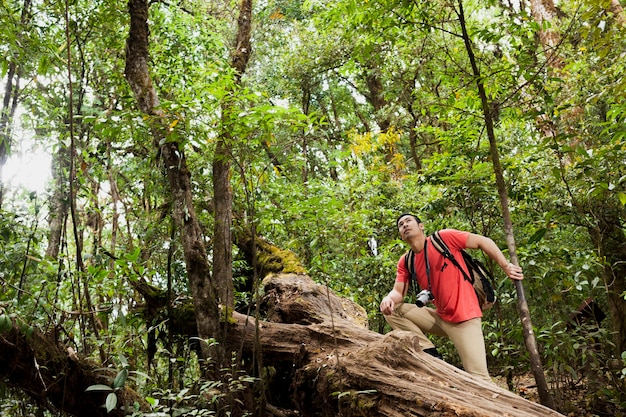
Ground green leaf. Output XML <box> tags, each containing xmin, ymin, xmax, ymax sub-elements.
<box><xmin>20</xmin><ymin>323</ymin><xmax>34</xmax><ymax>338</ymax></box>
<box><xmin>0</xmin><ymin>314</ymin><xmax>12</xmax><ymax>333</ymax></box>
<box><xmin>113</xmin><ymin>369</ymin><xmax>128</xmax><ymax>390</ymax></box>
<box><xmin>105</xmin><ymin>392</ymin><xmax>118</xmax><ymax>412</ymax></box>
<box><xmin>618</xmin><ymin>192</ymin><xmax>626</xmax><ymax>206</ymax></box>
<box><xmin>118</xmin><ymin>354</ymin><xmax>129</xmax><ymax>368</ymax></box>
<box><xmin>85</xmin><ymin>384</ymin><xmax>113</xmax><ymax>392</ymax></box>
<box><xmin>527</xmin><ymin>228</ymin><xmax>547</xmax><ymax>244</ymax></box>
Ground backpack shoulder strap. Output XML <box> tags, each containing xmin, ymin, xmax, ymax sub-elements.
<box><xmin>404</xmin><ymin>249</ymin><xmax>416</xmax><ymax>283</ymax></box>
<box><xmin>430</xmin><ymin>231</ymin><xmax>452</xmax><ymax>259</ymax></box>
<box><xmin>404</xmin><ymin>247</ymin><xmax>431</xmax><ymax>294</ymax></box>
<box><xmin>430</xmin><ymin>231</ymin><xmax>473</xmax><ymax>283</ymax></box>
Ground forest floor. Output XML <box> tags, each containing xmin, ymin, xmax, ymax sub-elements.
<box><xmin>492</xmin><ymin>373</ymin><xmax>624</xmax><ymax>417</ymax></box>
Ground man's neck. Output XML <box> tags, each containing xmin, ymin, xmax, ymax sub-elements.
<box><xmin>408</xmin><ymin>234</ymin><xmax>427</xmax><ymax>253</ymax></box>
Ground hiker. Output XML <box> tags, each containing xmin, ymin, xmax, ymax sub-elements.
<box><xmin>379</xmin><ymin>213</ymin><xmax>524</xmax><ymax>380</ymax></box>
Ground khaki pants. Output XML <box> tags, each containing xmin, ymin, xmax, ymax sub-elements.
<box><xmin>384</xmin><ymin>302</ymin><xmax>490</xmax><ymax>380</ymax></box>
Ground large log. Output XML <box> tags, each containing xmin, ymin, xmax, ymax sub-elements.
<box><xmin>226</xmin><ymin>273</ymin><xmax>564</xmax><ymax>416</ymax></box>
<box><xmin>0</xmin><ymin>319</ymin><xmax>148</xmax><ymax>417</ymax></box>
<box><xmin>1</xmin><ymin>272</ymin><xmax>563</xmax><ymax>416</ymax></box>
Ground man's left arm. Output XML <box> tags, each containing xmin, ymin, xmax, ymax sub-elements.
<box><xmin>465</xmin><ymin>233</ymin><xmax>524</xmax><ymax>281</ymax></box>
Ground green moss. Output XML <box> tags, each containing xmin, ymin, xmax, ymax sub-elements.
<box><xmin>219</xmin><ymin>305</ymin><xmax>238</xmax><ymax>325</ymax></box>
<box><xmin>256</xmin><ymin>238</ymin><xmax>307</xmax><ymax>275</ymax></box>
<box><xmin>355</xmin><ymin>395</ymin><xmax>377</xmax><ymax>410</ymax></box>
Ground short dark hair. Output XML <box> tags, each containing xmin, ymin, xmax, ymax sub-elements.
<box><xmin>396</xmin><ymin>213</ymin><xmax>421</xmax><ymax>227</ymax></box>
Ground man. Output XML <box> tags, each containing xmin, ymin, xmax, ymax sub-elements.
<box><xmin>380</xmin><ymin>213</ymin><xmax>524</xmax><ymax>380</ymax></box>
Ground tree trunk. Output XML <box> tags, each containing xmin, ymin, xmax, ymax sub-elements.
<box><xmin>45</xmin><ymin>142</ymin><xmax>70</xmax><ymax>259</ymax></box>
<box><xmin>364</xmin><ymin>61</ymin><xmax>391</xmax><ymax>133</ymax></box>
<box><xmin>124</xmin><ymin>0</ymin><xmax>224</xmax><ymax>374</ymax></box>
<box><xmin>610</xmin><ymin>0</ymin><xmax>626</xmax><ymax>26</ymax></box>
<box><xmin>213</xmin><ymin>0</ymin><xmax>253</xmax><ymax>310</ymax></box>
<box><xmin>0</xmin><ymin>321</ymin><xmax>149</xmax><ymax>417</ymax></box>
<box><xmin>213</xmin><ymin>137</ymin><xmax>234</xmax><ymax>309</ymax></box>
<box><xmin>406</xmin><ymin>104</ymin><xmax>422</xmax><ymax>171</ymax></box>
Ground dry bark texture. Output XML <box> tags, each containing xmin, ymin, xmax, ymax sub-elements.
<box><xmin>227</xmin><ymin>273</ymin><xmax>564</xmax><ymax>417</ymax></box>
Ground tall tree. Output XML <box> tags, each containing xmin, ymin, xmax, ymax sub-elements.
<box><xmin>124</xmin><ymin>0</ymin><xmax>225</xmax><ymax>379</ymax></box>
<box><xmin>213</xmin><ymin>0</ymin><xmax>253</xmax><ymax>311</ymax></box>
<box><xmin>456</xmin><ymin>0</ymin><xmax>554</xmax><ymax>408</ymax></box>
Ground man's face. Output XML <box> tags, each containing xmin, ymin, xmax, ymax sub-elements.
<box><xmin>397</xmin><ymin>215</ymin><xmax>421</xmax><ymax>240</ymax></box>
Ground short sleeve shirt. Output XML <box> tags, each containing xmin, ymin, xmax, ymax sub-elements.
<box><xmin>396</xmin><ymin>229</ymin><xmax>482</xmax><ymax>323</ymax></box>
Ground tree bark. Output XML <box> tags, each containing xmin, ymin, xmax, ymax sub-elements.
<box><xmin>213</xmin><ymin>0</ymin><xmax>253</xmax><ymax>310</ymax></box>
<box><xmin>610</xmin><ymin>0</ymin><xmax>626</xmax><ymax>26</ymax></box>
<box><xmin>529</xmin><ymin>0</ymin><xmax>564</xmax><ymax>70</ymax></box>
<box><xmin>45</xmin><ymin>142</ymin><xmax>70</xmax><ymax>260</ymax></box>
<box><xmin>364</xmin><ymin>61</ymin><xmax>391</xmax><ymax>134</ymax></box>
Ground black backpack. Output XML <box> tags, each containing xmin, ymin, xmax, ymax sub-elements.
<box><xmin>404</xmin><ymin>231</ymin><xmax>496</xmax><ymax>311</ymax></box>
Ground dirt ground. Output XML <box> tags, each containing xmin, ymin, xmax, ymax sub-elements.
<box><xmin>492</xmin><ymin>373</ymin><xmax>625</xmax><ymax>417</ymax></box>
<box><xmin>493</xmin><ymin>374</ymin><xmax>540</xmax><ymax>403</ymax></box>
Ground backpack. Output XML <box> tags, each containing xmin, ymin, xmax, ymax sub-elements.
<box><xmin>404</xmin><ymin>231</ymin><xmax>496</xmax><ymax>311</ymax></box>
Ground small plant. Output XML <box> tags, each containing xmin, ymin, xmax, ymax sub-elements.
<box><xmin>85</xmin><ymin>354</ymin><xmax>131</xmax><ymax>413</ymax></box>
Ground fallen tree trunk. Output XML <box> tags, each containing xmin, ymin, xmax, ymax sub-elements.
<box><xmin>127</xmin><ymin>267</ymin><xmax>564</xmax><ymax>415</ymax></box>
<box><xmin>0</xmin><ymin>319</ymin><xmax>148</xmax><ymax>417</ymax></box>
<box><xmin>1</xmin><ymin>272</ymin><xmax>563</xmax><ymax>416</ymax></box>
<box><xmin>227</xmin><ymin>273</ymin><xmax>564</xmax><ymax>417</ymax></box>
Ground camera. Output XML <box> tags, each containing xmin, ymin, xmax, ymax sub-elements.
<box><xmin>415</xmin><ymin>289</ymin><xmax>434</xmax><ymax>307</ymax></box>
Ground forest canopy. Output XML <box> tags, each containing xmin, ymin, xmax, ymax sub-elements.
<box><xmin>1</xmin><ymin>0</ymin><xmax>626</xmax><ymax>416</ymax></box>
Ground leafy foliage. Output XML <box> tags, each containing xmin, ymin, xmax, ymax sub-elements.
<box><xmin>1</xmin><ymin>0</ymin><xmax>626</xmax><ymax>415</ymax></box>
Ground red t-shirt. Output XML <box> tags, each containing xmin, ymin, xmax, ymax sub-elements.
<box><xmin>396</xmin><ymin>229</ymin><xmax>482</xmax><ymax>323</ymax></box>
